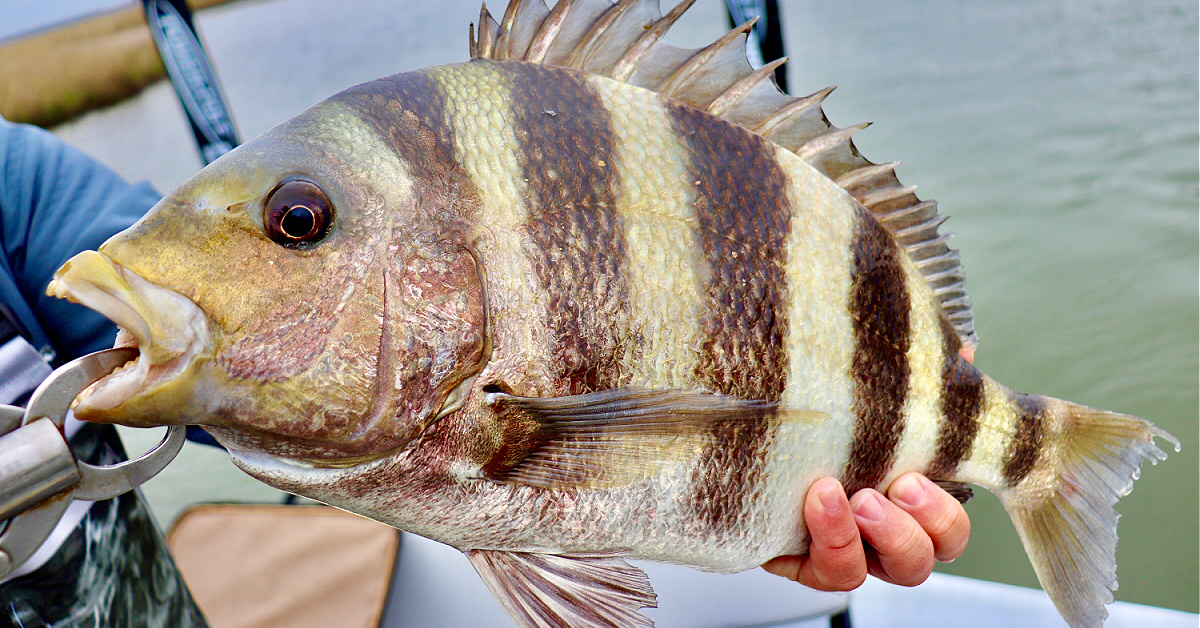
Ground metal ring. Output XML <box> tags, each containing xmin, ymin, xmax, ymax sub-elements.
<box><xmin>21</xmin><ymin>347</ymin><xmax>187</xmax><ymax>501</ymax></box>
<box><xmin>0</xmin><ymin>347</ymin><xmax>187</xmax><ymax>577</ymax></box>
<box><xmin>72</xmin><ymin>426</ymin><xmax>186</xmax><ymax>501</ymax></box>
<box><xmin>22</xmin><ymin>347</ymin><xmax>139</xmax><ymax>429</ymax></box>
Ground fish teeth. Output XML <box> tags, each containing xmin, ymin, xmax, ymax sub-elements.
<box><xmin>114</xmin><ymin>327</ymin><xmax>138</xmax><ymax>349</ymax></box>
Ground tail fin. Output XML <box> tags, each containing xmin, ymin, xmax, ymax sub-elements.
<box><xmin>998</xmin><ymin>401</ymin><xmax>1178</xmax><ymax>628</ymax></box>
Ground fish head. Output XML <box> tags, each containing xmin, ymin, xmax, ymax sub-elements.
<box><xmin>49</xmin><ymin>96</ymin><xmax>488</xmax><ymax>464</ymax></box>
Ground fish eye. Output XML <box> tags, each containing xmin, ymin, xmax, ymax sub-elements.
<box><xmin>263</xmin><ymin>178</ymin><xmax>334</xmax><ymax>247</ymax></box>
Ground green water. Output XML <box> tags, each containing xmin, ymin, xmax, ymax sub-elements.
<box><xmin>769</xmin><ymin>0</ymin><xmax>1198</xmax><ymax>612</ymax></box>
<box><xmin>56</xmin><ymin>0</ymin><xmax>1196</xmax><ymax>615</ymax></box>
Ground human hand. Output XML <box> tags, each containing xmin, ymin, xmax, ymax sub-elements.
<box><xmin>761</xmin><ymin>346</ymin><xmax>975</xmax><ymax>590</ymax></box>
<box><xmin>761</xmin><ymin>473</ymin><xmax>971</xmax><ymax>590</ymax></box>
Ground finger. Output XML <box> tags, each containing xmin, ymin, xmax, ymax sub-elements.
<box><xmin>958</xmin><ymin>345</ymin><xmax>975</xmax><ymax>364</ymax></box>
<box><xmin>802</xmin><ymin>477</ymin><xmax>867</xmax><ymax>591</ymax></box>
<box><xmin>762</xmin><ymin>477</ymin><xmax>866</xmax><ymax>591</ymax></box>
<box><xmin>851</xmin><ymin>488</ymin><xmax>934</xmax><ymax>587</ymax></box>
<box><xmin>887</xmin><ymin>473</ymin><xmax>971</xmax><ymax>563</ymax></box>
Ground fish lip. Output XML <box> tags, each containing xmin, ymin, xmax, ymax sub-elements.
<box><xmin>46</xmin><ymin>251</ymin><xmax>212</xmax><ymax>417</ymax></box>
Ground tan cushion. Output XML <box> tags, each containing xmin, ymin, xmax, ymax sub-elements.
<box><xmin>167</xmin><ymin>504</ymin><xmax>398</xmax><ymax>628</ymax></box>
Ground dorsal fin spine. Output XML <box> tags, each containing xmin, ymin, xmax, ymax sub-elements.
<box><xmin>524</xmin><ymin>0</ymin><xmax>573</xmax><ymax>63</ymax></box>
<box><xmin>905</xmin><ymin>233</ymin><xmax>955</xmax><ymax>258</ymax></box>
<box><xmin>835</xmin><ymin>160</ymin><xmax>897</xmax><ymax>184</ymax></box>
<box><xmin>860</xmin><ymin>184</ymin><xmax>919</xmax><ymax>209</ymax></box>
<box><xmin>609</xmin><ymin>0</ymin><xmax>695</xmax><ymax>82</ymax></box>
<box><xmin>754</xmin><ymin>85</ymin><xmax>835</xmax><ymax>137</ymax></box>
<box><xmin>466</xmin><ymin>0</ymin><xmax>979</xmax><ymax>347</ymax></box>
<box><xmin>893</xmin><ymin>212</ymin><xmax>947</xmax><ymax>235</ymax></box>
<box><xmin>706</xmin><ymin>57</ymin><xmax>788</xmax><ymax>117</ymax></box>
<box><xmin>893</xmin><ymin>215</ymin><xmax>948</xmax><ymax>241</ymax></box>
<box><xmin>878</xmin><ymin>199</ymin><xmax>938</xmax><ymax>231</ymax></box>
<box><xmin>933</xmin><ymin>286</ymin><xmax>965</xmax><ymax>300</ymax></box>
<box><xmin>897</xmin><ymin>223</ymin><xmax>952</xmax><ymax>262</ymax></box>
<box><xmin>475</xmin><ymin>4</ymin><xmax>500</xmax><ymax>59</ymax></box>
<box><xmin>922</xmin><ymin>266</ymin><xmax>965</xmax><ymax>284</ymax></box>
<box><xmin>794</xmin><ymin>122</ymin><xmax>871</xmax><ymax>161</ymax></box>
<box><xmin>657</xmin><ymin>17</ymin><xmax>757</xmax><ymax>98</ymax></box>
<box><xmin>493</xmin><ymin>0</ymin><xmax>522</xmax><ymax>59</ymax></box>
<box><xmin>563</xmin><ymin>0</ymin><xmax>634</xmax><ymax>70</ymax></box>
<box><xmin>916</xmin><ymin>250</ymin><xmax>961</xmax><ymax>273</ymax></box>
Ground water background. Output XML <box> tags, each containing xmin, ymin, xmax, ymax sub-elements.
<box><xmin>30</xmin><ymin>0</ymin><xmax>1198</xmax><ymax>614</ymax></box>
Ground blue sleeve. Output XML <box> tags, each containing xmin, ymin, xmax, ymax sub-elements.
<box><xmin>0</xmin><ymin>118</ymin><xmax>160</xmax><ymax>363</ymax></box>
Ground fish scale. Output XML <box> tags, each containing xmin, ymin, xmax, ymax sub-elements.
<box><xmin>429</xmin><ymin>54</ymin><xmax>993</xmax><ymax>573</ymax></box>
<box><xmin>597</xmin><ymin>84</ymin><xmax>705</xmax><ymax>392</ymax></box>
<box><xmin>505</xmin><ymin>63</ymin><xmax>628</xmax><ymax>396</ymax></box>
<box><xmin>44</xmin><ymin>1</ymin><xmax>1177</xmax><ymax>627</ymax></box>
<box><xmin>928</xmin><ymin>332</ymin><xmax>985</xmax><ymax>478</ymax></box>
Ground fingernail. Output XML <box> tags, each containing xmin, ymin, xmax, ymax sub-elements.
<box><xmin>853</xmin><ymin>491</ymin><xmax>886</xmax><ymax>523</ymax></box>
<box><xmin>817</xmin><ymin>481</ymin><xmax>843</xmax><ymax>514</ymax></box>
<box><xmin>891</xmin><ymin>474</ymin><xmax>926</xmax><ymax>509</ymax></box>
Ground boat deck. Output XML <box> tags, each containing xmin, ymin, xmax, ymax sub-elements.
<box><xmin>385</xmin><ymin>532</ymin><xmax>1198</xmax><ymax>627</ymax></box>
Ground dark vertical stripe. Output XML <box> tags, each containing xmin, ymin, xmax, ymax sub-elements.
<box><xmin>926</xmin><ymin>351</ymin><xmax>984</xmax><ymax>479</ymax></box>
<box><xmin>842</xmin><ymin>208</ymin><xmax>911</xmax><ymax>496</ymax></box>
<box><xmin>335</xmin><ymin>70</ymin><xmax>489</xmax><ymax>454</ymax></box>
<box><xmin>342</xmin><ymin>70</ymin><xmax>478</xmax><ymax>225</ymax></box>
<box><xmin>939</xmin><ymin>314</ymin><xmax>963</xmax><ymax>356</ymax></box>
<box><xmin>1003</xmin><ymin>393</ymin><xmax>1045</xmax><ymax>485</ymax></box>
<box><xmin>666</xmin><ymin>101</ymin><xmax>792</xmax><ymax>533</ymax></box>
<box><xmin>505</xmin><ymin>63</ymin><xmax>628</xmax><ymax>395</ymax></box>
<box><xmin>669</xmin><ymin>108</ymin><xmax>792</xmax><ymax>402</ymax></box>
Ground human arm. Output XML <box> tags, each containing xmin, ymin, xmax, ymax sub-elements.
<box><xmin>0</xmin><ymin>117</ymin><xmax>158</xmax><ymax>362</ymax></box>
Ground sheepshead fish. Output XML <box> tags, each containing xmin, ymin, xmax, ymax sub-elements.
<box><xmin>48</xmin><ymin>1</ymin><xmax>1176</xmax><ymax>626</ymax></box>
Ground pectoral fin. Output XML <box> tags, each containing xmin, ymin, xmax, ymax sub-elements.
<box><xmin>467</xmin><ymin>550</ymin><xmax>656</xmax><ymax>628</ymax></box>
<box><xmin>483</xmin><ymin>387</ymin><xmax>826</xmax><ymax>489</ymax></box>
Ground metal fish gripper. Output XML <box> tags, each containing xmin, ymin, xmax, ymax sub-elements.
<box><xmin>0</xmin><ymin>348</ymin><xmax>185</xmax><ymax>578</ymax></box>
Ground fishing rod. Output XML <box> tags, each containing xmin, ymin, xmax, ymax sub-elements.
<box><xmin>0</xmin><ymin>0</ymin><xmax>235</xmax><ymax>586</ymax></box>
<box><xmin>141</xmin><ymin>0</ymin><xmax>240</xmax><ymax>165</ymax></box>
<box><xmin>725</xmin><ymin>0</ymin><xmax>788</xmax><ymax>93</ymax></box>
<box><xmin>142</xmin><ymin>0</ymin><xmax>778</xmax><ymax>163</ymax></box>
<box><xmin>141</xmin><ymin>0</ymin><xmax>239</xmax><ymax>449</ymax></box>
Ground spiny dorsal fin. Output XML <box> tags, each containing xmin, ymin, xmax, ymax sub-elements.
<box><xmin>469</xmin><ymin>0</ymin><xmax>978</xmax><ymax>347</ymax></box>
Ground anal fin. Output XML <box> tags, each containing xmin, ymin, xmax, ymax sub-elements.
<box><xmin>932</xmin><ymin>480</ymin><xmax>973</xmax><ymax>504</ymax></box>
<box><xmin>467</xmin><ymin>549</ymin><xmax>657</xmax><ymax>628</ymax></box>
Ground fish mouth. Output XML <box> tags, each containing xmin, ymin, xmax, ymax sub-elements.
<box><xmin>46</xmin><ymin>251</ymin><xmax>212</xmax><ymax>422</ymax></box>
